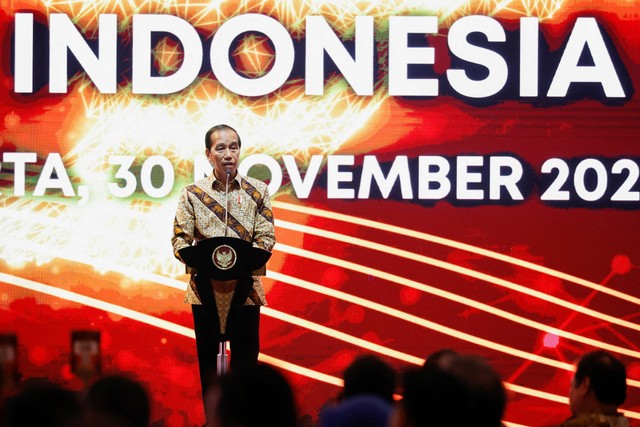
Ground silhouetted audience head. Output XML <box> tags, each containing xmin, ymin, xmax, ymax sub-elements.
<box><xmin>83</xmin><ymin>374</ymin><xmax>150</xmax><ymax>427</ymax></box>
<box><xmin>342</xmin><ymin>354</ymin><xmax>396</xmax><ymax>403</ymax></box>
<box><xmin>569</xmin><ymin>350</ymin><xmax>627</xmax><ymax>416</ymax></box>
<box><xmin>393</xmin><ymin>353</ymin><xmax>505</xmax><ymax>427</ymax></box>
<box><xmin>318</xmin><ymin>354</ymin><xmax>395</xmax><ymax>427</ymax></box>
<box><xmin>205</xmin><ymin>363</ymin><xmax>298</xmax><ymax>427</ymax></box>
<box><xmin>423</xmin><ymin>348</ymin><xmax>457</xmax><ymax>370</ymax></box>
<box><xmin>320</xmin><ymin>394</ymin><xmax>392</xmax><ymax>427</ymax></box>
<box><xmin>4</xmin><ymin>380</ymin><xmax>82</xmax><ymax>427</ymax></box>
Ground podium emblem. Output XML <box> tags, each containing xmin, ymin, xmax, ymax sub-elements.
<box><xmin>212</xmin><ymin>244</ymin><xmax>237</xmax><ymax>270</ymax></box>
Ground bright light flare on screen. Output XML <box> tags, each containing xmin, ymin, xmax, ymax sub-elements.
<box><xmin>43</xmin><ymin>0</ymin><xmax>565</xmax><ymax>34</ymax></box>
<box><xmin>14</xmin><ymin>0</ymin><xmax>565</xmax><ymax>274</ymax></box>
<box><xmin>74</xmin><ymin>76</ymin><xmax>385</xmax><ymax>166</ymax></box>
<box><xmin>17</xmin><ymin>0</ymin><xmax>565</xmax><ymax>276</ymax></box>
<box><xmin>0</xmin><ymin>74</ymin><xmax>385</xmax><ymax>275</ymax></box>
<box><xmin>543</xmin><ymin>333</ymin><xmax>560</xmax><ymax>349</ymax></box>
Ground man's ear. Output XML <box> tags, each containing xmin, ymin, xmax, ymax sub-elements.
<box><xmin>204</xmin><ymin>148</ymin><xmax>213</xmax><ymax>165</ymax></box>
<box><xmin>576</xmin><ymin>377</ymin><xmax>591</xmax><ymax>397</ymax></box>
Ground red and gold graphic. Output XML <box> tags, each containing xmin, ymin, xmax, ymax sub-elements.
<box><xmin>1</xmin><ymin>0</ymin><xmax>639</xmax><ymax>426</ymax></box>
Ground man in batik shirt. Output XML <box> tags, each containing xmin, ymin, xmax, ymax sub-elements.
<box><xmin>171</xmin><ymin>124</ymin><xmax>276</xmax><ymax>408</ymax></box>
<box><xmin>559</xmin><ymin>350</ymin><xmax>630</xmax><ymax>427</ymax></box>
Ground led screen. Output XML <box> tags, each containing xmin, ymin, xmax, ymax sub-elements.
<box><xmin>1</xmin><ymin>1</ymin><xmax>639</xmax><ymax>426</ymax></box>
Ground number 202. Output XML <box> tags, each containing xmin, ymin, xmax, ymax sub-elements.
<box><xmin>541</xmin><ymin>158</ymin><xmax>639</xmax><ymax>202</ymax></box>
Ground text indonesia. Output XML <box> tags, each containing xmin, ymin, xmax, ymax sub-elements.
<box><xmin>12</xmin><ymin>13</ymin><xmax>628</xmax><ymax>99</ymax></box>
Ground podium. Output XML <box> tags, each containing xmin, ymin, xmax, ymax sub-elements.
<box><xmin>178</xmin><ymin>237</ymin><xmax>271</xmax><ymax>375</ymax></box>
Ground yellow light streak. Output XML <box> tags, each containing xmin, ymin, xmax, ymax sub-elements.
<box><xmin>4</xmin><ymin>233</ymin><xmax>640</xmax><ymax>389</ymax></box>
<box><xmin>2</xmin><ymin>241</ymin><xmax>636</xmax><ymax>389</ymax></box>
<box><xmin>266</xmin><ymin>270</ymin><xmax>640</xmax><ymax>389</ymax></box>
<box><xmin>272</xmin><ymin>201</ymin><xmax>640</xmax><ymax>307</ymax></box>
<box><xmin>0</xmin><ymin>271</ymin><xmax>341</xmax><ymax>386</ymax></box>
<box><xmin>4</xmin><ymin>270</ymin><xmax>640</xmax><ymax>421</ymax></box>
<box><xmin>0</xmin><ymin>272</ymin><xmax>194</xmax><ymax>338</ymax></box>
<box><xmin>258</xmin><ymin>353</ymin><xmax>342</xmax><ymax>387</ymax></box>
<box><xmin>505</xmin><ymin>382</ymin><xmax>568</xmax><ymax>404</ymax></box>
<box><xmin>6</xmin><ymin>222</ymin><xmax>640</xmax><ymax>385</ymax></box>
<box><xmin>265</xmin><ymin>271</ymin><xmax>568</xmax><ymax>369</ymax></box>
<box><xmin>274</xmin><ymin>219</ymin><xmax>640</xmax><ymax>354</ymax></box>
<box><xmin>276</xmin><ymin>244</ymin><xmax>640</xmax><ymax>363</ymax></box>
<box><xmin>262</xmin><ymin>307</ymin><xmax>425</xmax><ymax>365</ymax></box>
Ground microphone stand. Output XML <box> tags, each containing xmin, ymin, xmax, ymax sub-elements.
<box><xmin>218</xmin><ymin>168</ymin><xmax>231</xmax><ymax>375</ymax></box>
<box><xmin>224</xmin><ymin>169</ymin><xmax>230</xmax><ymax>237</ymax></box>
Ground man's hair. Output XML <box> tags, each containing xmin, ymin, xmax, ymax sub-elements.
<box><xmin>423</xmin><ymin>348</ymin><xmax>457</xmax><ymax>368</ymax></box>
<box><xmin>401</xmin><ymin>354</ymin><xmax>505</xmax><ymax>427</ymax></box>
<box><xmin>84</xmin><ymin>374</ymin><xmax>151</xmax><ymax>427</ymax></box>
<box><xmin>342</xmin><ymin>354</ymin><xmax>396</xmax><ymax>403</ymax></box>
<box><xmin>205</xmin><ymin>124</ymin><xmax>241</xmax><ymax>150</ymax></box>
<box><xmin>5</xmin><ymin>381</ymin><xmax>82</xmax><ymax>427</ymax></box>
<box><xmin>214</xmin><ymin>363</ymin><xmax>297</xmax><ymax>427</ymax></box>
<box><xmin>574</xmin><ymin>350</ymin><xmax>627</xmax><ymax>406</ymax></box>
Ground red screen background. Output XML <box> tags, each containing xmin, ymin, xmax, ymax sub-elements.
<box><xmin>1</xmin><ymin>1</ymin><xmax>639</xmax><ymax>426</ymax></box>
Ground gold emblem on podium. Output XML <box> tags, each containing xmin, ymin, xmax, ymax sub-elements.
<box><xmin>212</xmin><ymin>245</ymin><xmax>237</xmax><ymax>270</ymax></box>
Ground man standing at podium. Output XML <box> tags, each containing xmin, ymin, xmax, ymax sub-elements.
<box><xmin>171</xmin><ymin>124</ymin><xmax>276</xmax><ymax>407</ymax></box>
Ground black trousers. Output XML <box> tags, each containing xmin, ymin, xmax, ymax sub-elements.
<box><xmin>191</xmin><ymin>277</ymin><xmax>261</xmax><ymax>404</ymax></box>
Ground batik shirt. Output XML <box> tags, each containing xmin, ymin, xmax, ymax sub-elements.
<box><xmin>560</xmin><ymin>412</ymin><xmax>631</xmax><ymax>427</ymax></box>
<box><xmin>171</xmin><ymin>172</ymin><xmax>276</xmax><ymax>305</ymax></box>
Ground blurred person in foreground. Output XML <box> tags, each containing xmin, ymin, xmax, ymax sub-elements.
<box><xmin>423</xmin><ymin>348</ymin><xmax>457</xmax><ymax>370</ymax></box>
<box><xmin>3</xmin><ymin>380</ymin><xmax>82</xmax><ymax>427</ymax></box>
<box><xmin>319</xmin><ymin>354</ymin><xmax>396</xmax><ymax>427</ymax></box>
<box><xmin>82</xmin><ymin>374</ymin><xmax>150</xmax><ymax>427</ymax></box>
<box><xmin>341</xmin><ymin>354</ymin><xmax>396</xmax><ymax>404</ymax></box>
<box><xmin>204</xmin><ymin>363</ymin><xmax>298</xmax><ymax>427</ymax></box>
<box><xmin>391</xmin><ymin>353</ymin><xmax>506</xmax><ymax>427</ymax></box>
<box><xmin>558</xmin><ymin>350</ymin><xmax>630</xmax><ymax>427</ymax></box>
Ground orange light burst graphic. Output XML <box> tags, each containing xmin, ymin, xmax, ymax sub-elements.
<box><xmin>41</xmin><ymin>0</ymin><xmax>566</xmax><ymax>35</ymax></box>
<box><xmin>232</xmin><ymin>34</ymin><xmax>276</xmax><ymax>78</ymax></box>
<box><xmin>153</xmin><ymin>36</ymin><xmax>185</xmax><ymax>76</ymax></box>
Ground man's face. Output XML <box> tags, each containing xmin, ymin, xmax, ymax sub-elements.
<box><xmin>206</xmin><ymin>128</ymin><xmax>240</xmax><ymax>181</ymax></box>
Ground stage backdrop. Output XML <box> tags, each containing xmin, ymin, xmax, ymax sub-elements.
<box><xmin>1</xmin><ymin>0</ymin><xmax>640</xmax><ymax>425</ymax></box>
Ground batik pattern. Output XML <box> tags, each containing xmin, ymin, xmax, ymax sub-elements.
<box><xmin>172</xmin><ymin>173</ymin><xmax>276</xmax><ymax>305</ymax></box>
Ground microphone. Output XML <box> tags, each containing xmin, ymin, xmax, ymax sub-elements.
<box><xmin>224</xmin><ymin>168</ymin><xmax>231</xmax><ymax>237</ymax></box>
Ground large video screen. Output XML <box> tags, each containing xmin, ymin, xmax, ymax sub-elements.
<box><xmin>1</xmin><ymin>1</ymin><xmax>639</xmax><ymax>425</ymax></box>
